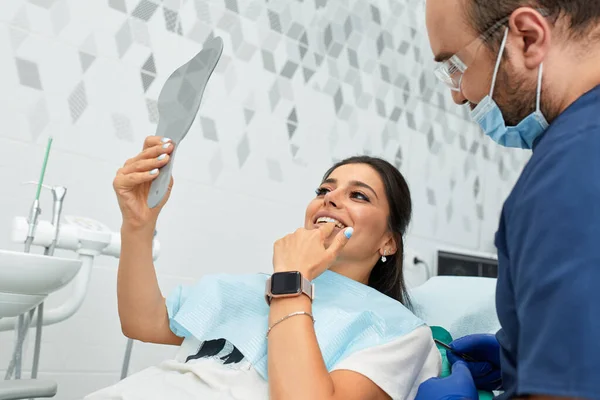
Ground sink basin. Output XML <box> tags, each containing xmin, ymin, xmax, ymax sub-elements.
<box><xmin>0</xmin><ymin>292</ymin><xmax>47</xmax><ymax>318</ymax></box>
<box><xmin>0</xmin><ymin>249</ymin><xmax>82</xmax><ymax>296</ymax></box>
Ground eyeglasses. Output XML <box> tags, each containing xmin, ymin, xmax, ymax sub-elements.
<box><xmin>433</xmin><ymin>17</ymin><xmax>509</xmax><ymax>92</ymax></box>
<box><xmin>434</xmin><ymin>9</ymin><xmax>550</xmax><ymax>92</ymax></box>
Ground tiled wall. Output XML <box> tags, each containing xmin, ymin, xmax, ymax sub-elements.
<box><xmin>0</xmin><ymin>0</ymin><xmax>529</xmax><ymax>398</ymax></box>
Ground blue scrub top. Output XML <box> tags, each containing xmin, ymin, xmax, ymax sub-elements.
<box><xmin>495</xmin><ymin>84</ymin><xmax>600</xmax><ymax>399</ymax></box>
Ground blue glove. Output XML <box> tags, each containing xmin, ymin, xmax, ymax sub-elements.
<box><xmin>447</xmin><ymin>334</ymin><xmax>502</xmax><ymax>391</ymax></box>
<box><xmin>415</xmin><ymin>361</ymin><xmax>478</xmax><ymax>400</ymax></box>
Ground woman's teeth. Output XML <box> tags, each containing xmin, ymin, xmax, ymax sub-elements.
<box><xmin>316</xmin><ymin>217</ymin><xmax>346</xmax><ymax>229</ymax></box>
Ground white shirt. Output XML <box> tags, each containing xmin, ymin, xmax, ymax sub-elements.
<box><xmin>84</xmin><ymin>326</ymin><xmax>440</xmax><ymax>400</ymax></box>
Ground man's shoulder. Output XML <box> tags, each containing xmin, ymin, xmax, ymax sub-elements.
<box><xmin>510</xmin><ymin>118</ymin><xmax>600</xmax><ymax>205</ymax></box>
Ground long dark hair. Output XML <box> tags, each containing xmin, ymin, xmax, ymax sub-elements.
<box><xmin>323</xmin><ymin>156</ymin><xmax>412</xmax><ymax>308</ymax></box>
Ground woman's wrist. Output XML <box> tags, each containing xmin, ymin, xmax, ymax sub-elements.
<box><xmin>121</xmin><ymin>221</ymin><xmax>156</xmax><ymax>239</ymax></box>
<box><xmin>272</xmin><ymin>265</ymin><xmax>317</xmax><ymax>281</ymax></box>
<box><xmin>269</xmin><ymin>295</ymin><xmax>313</xmax><ymax>321</ymax></box>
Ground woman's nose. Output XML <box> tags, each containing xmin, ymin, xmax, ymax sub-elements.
<box><xmin>323</xmin><ymin>191</ymin><xmax>339</xmax><ymax>208</ymax></box>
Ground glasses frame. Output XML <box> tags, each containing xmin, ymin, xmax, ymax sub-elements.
<box><xmin>434</xmin><ymin>8</ymin><xmax>551</xmax><ymax>92</ymax></box>
<box><xmin>433</xmin><ymin>16</ymin><xmax>511</xmax><ymax>92</ymax></box>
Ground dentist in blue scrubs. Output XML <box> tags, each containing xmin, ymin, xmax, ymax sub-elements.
<box><xmin>416</xmin><ymin>1</ymin><xmax>600</xmax><ymax>399</ymax></box>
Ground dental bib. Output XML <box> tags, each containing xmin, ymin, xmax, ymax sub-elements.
<box><xmin>167</xmin><ymin>270</ymin><xmax>424</xmax><ymax>380</ymax></box>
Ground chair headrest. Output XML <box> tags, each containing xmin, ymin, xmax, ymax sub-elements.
<box><xmin>409</xmin><ymin>276</ymin><xmax>500</xmax><ymax>339</ymax></box>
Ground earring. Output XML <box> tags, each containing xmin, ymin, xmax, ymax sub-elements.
<box><xmin>381</xmin><ymin>250</ymin><xmax>387</xmax><ymax>263</ymax></box>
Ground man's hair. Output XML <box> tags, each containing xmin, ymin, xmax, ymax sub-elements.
<box><xmin>466</xmin><ymin>1</ymin><xmax>600</xmax><ymax>44</ymax></box>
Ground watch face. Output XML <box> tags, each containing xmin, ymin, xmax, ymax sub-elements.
<box><xmin>271</xmin><ymin>272</ymin><xmax>302</xmax><ymax>295</ymax></box>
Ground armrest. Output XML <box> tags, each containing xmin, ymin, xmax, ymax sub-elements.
<box><xmin>0</xmin><ymin>380</ymin><xmax>57</xmax><ymax>400</ymax></box>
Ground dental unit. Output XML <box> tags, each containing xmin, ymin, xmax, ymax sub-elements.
<box><xmin>0</xmin><ymin>145</ymin><xmax>161</xmax><ymax>400</ymax></box>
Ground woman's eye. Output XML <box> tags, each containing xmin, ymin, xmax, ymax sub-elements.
<box><xmin>352</xmin><ymin>191</ymin><xmax>370</xmax><ymax>202</ymax></box>
<box><xmin>315</xmin><ymin>187</ymin><xmax>329</xmax><ymax>196</ymax></box>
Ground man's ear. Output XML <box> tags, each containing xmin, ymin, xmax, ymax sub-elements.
<box><xmin>509</xmin><ymin>7</ymin><xmax>552</xmax><ymax>70</ymax></box>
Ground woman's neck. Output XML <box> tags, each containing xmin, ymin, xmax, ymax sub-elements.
<box><xmin>328</xmin><ymin>261</ymin><xmax>372</xmax><ymax>285</ymax></box>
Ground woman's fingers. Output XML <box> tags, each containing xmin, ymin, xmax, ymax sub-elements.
<box><xmin>114</xmin><ymin>168</ymin><xmax>161</xmax><ymax>191</ymax></box>
<box><xmin>125</xmin><ymin>141</ymin><xmax>173</xmax><ymax>166</ymax></box>
<box><xmin>120</xmin><ymin>153</ymin><xmax>170</xmax><ymax>175</ymax></box>
<box><xmin>143</xmin><ymin>136</ymin><xmax>171</xmax><ymax>150</ymax></box>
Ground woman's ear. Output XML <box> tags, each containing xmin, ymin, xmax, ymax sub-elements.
<box><xmin>380</xmin><ymin>234</ymin><xmax>398</xmax><ymax>256</ymax></box>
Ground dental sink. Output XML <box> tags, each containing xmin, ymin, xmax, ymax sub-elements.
<box><xmin>0</xmin><ymin>249</ymin><xmax>82</xmax><ymax>318</ymax></box>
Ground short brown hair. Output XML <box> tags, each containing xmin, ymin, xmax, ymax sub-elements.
<box><xmin>466</xmin><ymin>1</ymin><xmax>600</xmax><ymax>46</ymax></box>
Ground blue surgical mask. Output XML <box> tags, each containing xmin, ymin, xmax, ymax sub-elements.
<box><xmin>470</xmin><ymin>28</ymin><xmax>549</xmax><ymax>150</ymax></box>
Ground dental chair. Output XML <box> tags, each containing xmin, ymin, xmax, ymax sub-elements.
<box><xmin>410</xmin><ymin>275</ymin><xmax>501</xmax><ymax>338</ymax></box>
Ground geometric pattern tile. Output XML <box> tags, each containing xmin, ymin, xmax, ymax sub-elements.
<box><xmin>146</xmin><ymin>98</ymin><xmax>159</xmax><ymax>123</ymax></box>
<box><xmin>209</xmin><ymin>148</ymin><xmax>224</xmax><ymax>183</ymax></box>
<box><xmin>68</xmin><ymin>82</ymin><xmax>87</xmax><ymax>123</ymax></box>
<box><xmin>109</xmin><ymin>0</ymin><xmax>127</xmax><ymax>13</ymax></box>
<box><xmin>28</xmin><ymin>98</ymin><xmax>49</xmax><ymax>141</ymax></box>
<box><xmin>163</xmin><ymin>7</ymin><xmax>183</xmax><ymax>35</ymax></box>
<box><xmin>116</xmin><ymin>21</ymin><xmax>133</xmax><ymax>58</ymax></box>
<box><xmin>112</xmin><ymin>113</ymin><xmax>134</xmax><ymax>141</ymax></box>
<box><xmin>15</xmin><ymin>58</ymin><xmax>42</xmax><ymax>90</ymax></box>
<box><xmin>237</xmin><ymin>133</ymin><xmax>250</xmax><ymax>167</ymax></box>
<box><xmin>132</xmin><ymin>0</ymin><xmax>159</xmax><ymax>21</ymax></box>
<box><xmin>3</xmin><ymin>0</ymin><xmax>530</xmax><ymax>256</ymax></box>
<box><xmin>79</xmin><ymin>52</ymin><xmax>95</xmax><ymax>72</ymax></box>
<box><xmin>200</xmin><ymin>116</ymin><xmax>218</xmax><ymax>142</ymax></box>
<box><xmin>266</xmin><ymin>158</ymin><xmax>283</xmax><ymax>182</ymax></box>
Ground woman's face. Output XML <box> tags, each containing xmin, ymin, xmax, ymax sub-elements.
<box><xmin>304</xmin><ymin>163</ymin><xmax>395</xmax><ymax>265</ymax></box>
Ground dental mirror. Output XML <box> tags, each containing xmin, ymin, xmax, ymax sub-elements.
<box><xmin>147</xmin><ymin>36</ymin><xmax>224</xmax><ymax>208</ymax></box>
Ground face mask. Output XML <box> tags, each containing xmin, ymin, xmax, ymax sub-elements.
<box><xmin>470</xmin><ymin>28</ymin><xmax>549</xmax><ymax>150</ymax></box>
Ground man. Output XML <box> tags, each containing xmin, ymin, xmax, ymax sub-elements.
<box><xmin>415</xmin><ymin>1</ymin><xmax>600</xmax><ymax>399</ymax></box>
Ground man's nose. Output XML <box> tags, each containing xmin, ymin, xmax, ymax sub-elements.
<box><xmin>451</xmin><ymin>89</ymin><xmax>468</xmax><ymax>105</ymax></box>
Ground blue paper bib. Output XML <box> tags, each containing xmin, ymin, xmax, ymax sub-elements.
<box><xmin>168</xmin><ymin>270</ymin><xmax>424</xmax><ymax>380</ymax></box>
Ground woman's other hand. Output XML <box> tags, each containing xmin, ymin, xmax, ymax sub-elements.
<box><xmin>113</xmin><ymin>136</ymin><xmax>174</xmax><ymax>230</ymax></box>
<box><xmin>272</xmin><ymin>223</ymin><xmax>353</xmax><ymax>280</ymax></box>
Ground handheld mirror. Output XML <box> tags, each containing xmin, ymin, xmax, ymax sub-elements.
<box><xmin>147</xmin><ymin>36</ymin><xmax>224</xmax><ymax>208</ymax></box>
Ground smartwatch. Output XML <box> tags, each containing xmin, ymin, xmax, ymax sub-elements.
<box><xmin>265</xmin><ymin>271</ymin><xmax>314</xmax><ymax>305</ymax></box>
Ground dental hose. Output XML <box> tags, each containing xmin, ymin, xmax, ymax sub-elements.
<box><xmin>6</xmin><ymin>137</ymin><xmax>53</xmax><ymax>381</ymax></box>
<box><xmin>5</xmin><ymin>308</ymin><xmax>35</xmax><ymax>380</ymax></box>
<box><xmin>30</xmin><ymin>302</ymin><xmax>44</xmax><ymax>379</ymax></box>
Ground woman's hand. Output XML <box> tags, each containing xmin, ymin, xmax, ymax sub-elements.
<box><xmin>272</xmin><ymin>223</ymin><xmax>353</xmax><ymax>280</ymax></box>
<box><xmin>113</xmin><ymin>136</ymin><xmax>174</xmax><ymax>231</ymax></box>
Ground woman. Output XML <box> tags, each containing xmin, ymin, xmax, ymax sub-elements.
<box><xmin>86</xmin><ymin>136</ymin><xmax>441</xmax><ymax>400</ymax></box>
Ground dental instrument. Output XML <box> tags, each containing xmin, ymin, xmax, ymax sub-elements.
<box><xmin>43</xmin><ymin>185</ymin><xmax>67</xmax><ymax>257</ymax></box>
<box><xmin>24</xmin><ymin>137</ymin><xmax>52</xmax><ymax>253</ymax></box>
<box><xmin>433</xmin><ymin>339</ymin><xmax>478</xmax><ymax>362</ymax></box>
<box><xmin>15</xmin><ymin>183</ymin><xmax>68</xmax><ymax>379</ymax></box>
<box><xmin>147</xmin><ymin>36</ymin><xmax>224</xmax><ymax>208</ymax></box>
<box><xmin>9</xmin><ymin>216</ymin><xmax>161</xmax><ymax>262</ymax></box>
<box><xmin>34</xmin><ymin>184</ymin><xmax>67</xmax><ymax>381</ymax></box>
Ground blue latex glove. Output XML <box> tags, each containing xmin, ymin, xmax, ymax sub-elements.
<box><xmin>447</xmin><ymin>334</ymin><xmax>502</xmax><ymax>391</ymax></box>
<box><xmin>415</xmin><ymin>361</ymin><xmax>478</xmax><ymax>400</ymax></box>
